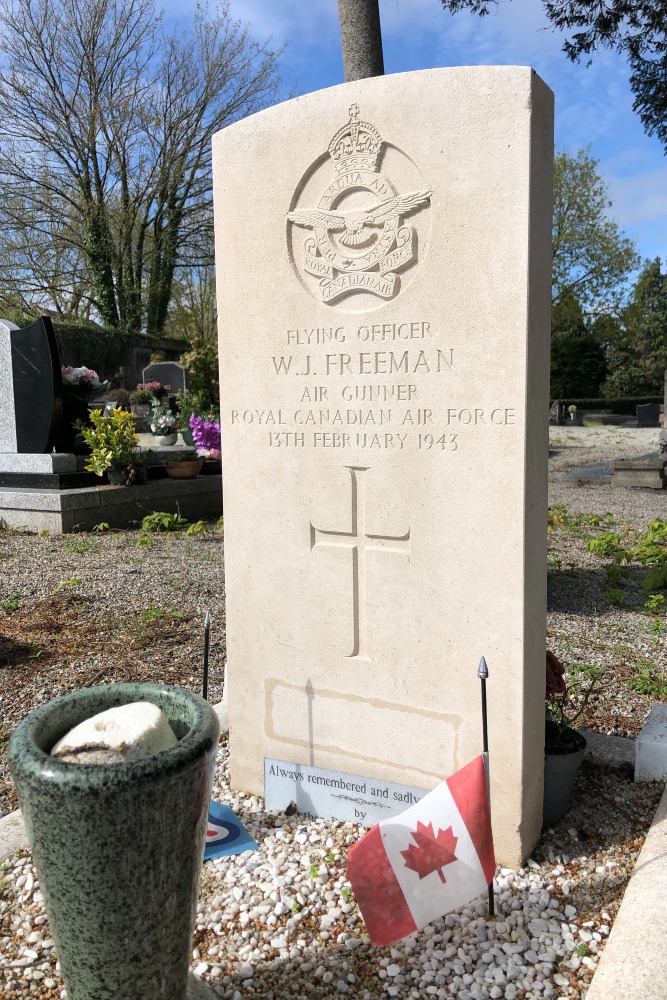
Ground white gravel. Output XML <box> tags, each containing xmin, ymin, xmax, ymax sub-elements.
<box><xmin>1</xmin><ymin>736</ymin><xmax>661</xmax><ymax>1000</ymax></box>
<box><xmin>1</xmin><ymin>425</ymin><xmax>666</xmax><ymax>999</ymax></box>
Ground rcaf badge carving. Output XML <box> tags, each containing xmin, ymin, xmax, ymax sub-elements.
<box><xmin>287</xmin><ymin>104</ymin><xmax>432</xmax><ymax>308</ymax></box>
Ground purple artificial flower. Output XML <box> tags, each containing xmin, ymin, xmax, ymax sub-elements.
<box><xmin>190</xmin><ymin>414</ymin><xmax>221</xmax><ymax>454</ymax></box>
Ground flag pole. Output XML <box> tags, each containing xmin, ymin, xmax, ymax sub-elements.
<box><xmin>203</xmin><ymin>611</ymin><xmax>211</xmax><ymax>701</ymax></box>
<box><xmin>478</xmin><ymin>656</ymin><xmax>494</xmax><ymax>917</ymax></box>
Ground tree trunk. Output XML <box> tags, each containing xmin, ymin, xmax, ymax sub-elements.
<box><xmin>337</xmin><ymin>0</ymin><xmax>384</xmax><ymax>81</ymax></box>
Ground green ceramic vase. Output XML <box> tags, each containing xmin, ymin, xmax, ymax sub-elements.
<box><xmin>8</xmin><ymin>683</ymin><xmax>220</xmax><ymax>1000</ymax></box>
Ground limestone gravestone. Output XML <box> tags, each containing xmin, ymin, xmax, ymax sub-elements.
<box><xmin>0</xmin><ymin>317</ymin><xmax>62</xmax><ymax>454</ymax></box>
<box><xmin>213</xmin><ymin>67</ymin><xmax>553</xmax><ymax>865</ymax></box>
<box><xmin>142</xmin><ymin>360</ymin><xmax>189</xmax><ymax>394</ymax></box>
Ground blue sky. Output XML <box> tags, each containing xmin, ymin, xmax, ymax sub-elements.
<box><xmin>215</xmin><ymin>0</ymin><xmax>667</xmax><ymax>271</ymax></box>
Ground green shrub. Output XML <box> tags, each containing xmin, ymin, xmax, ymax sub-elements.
<box><xmin>587</xmin><ymin>532</ymin><xmax>622</xmax><ymax>558</ymax></box>
<box><xmin>76</xmin><ymin>408</ymin><xmax>139</xmax><ymax>477</ymax></box>
<box><xmin>180</xmin><ymin>337</ymin><xmax>219</xmax><ymax>416</ymax></box>
<box><xmin>140</xmin><ymin>510</ymin><xmax>189</xmax><ymax>532</ymax></box>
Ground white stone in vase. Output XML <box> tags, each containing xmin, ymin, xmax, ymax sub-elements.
<box><xmin>51</xmin><ymin>701</ymin><xmax>178</xmax><ymax>764</ymax></box>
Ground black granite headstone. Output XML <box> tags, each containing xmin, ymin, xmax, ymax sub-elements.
<box><xmin>9</xmin><ymin>317</ymin><xmax>62</xmax><ymax>453</ymax></box>
<box><xmin>141</xmin><ymin>361</ymin><xmax>189</xmax><ymax>394</ymax></box>
<box><xmin>636</xmin><ymin>403</ymin><xmax>661</xmax><ymax>428</ymax></box>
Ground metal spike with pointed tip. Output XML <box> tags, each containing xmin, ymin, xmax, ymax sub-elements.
<box><xmin>477</xmin><ymin>654</ymin><xmax>494</xmax><ymax>917</ymax></box>
<box><xmin>203</xmin><ymin>611</ymin><xmax>212</xmax><ymax>701</ymax></box>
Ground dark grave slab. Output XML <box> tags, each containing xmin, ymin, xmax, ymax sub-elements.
<box><xmin>0</xmin><ymin>470</ymin><xmax>99</xmax><ymax>490</ymax></box>
<box><xmin>0</xmin><ymin>317</ymin><xmax>62</xmax><ymax>453</ymax></box>
<box><xmin>142</xmin><ymin>361</ymin><xmax>189</xmax><ymax>394</ymax></box>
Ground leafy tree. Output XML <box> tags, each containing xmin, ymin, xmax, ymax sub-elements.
<box><xmin>544</xmin><ymin>1</ymin><xmax>667</xmax><ymax>147</ymax></box>
<box><xmin>551</xmin><ymin>289</ymin><xmax>588</xmax><ymax>339</ymax></box>
<box><xmin>0</xmin><ymin>0</ymin><xmax>280</xmax><ymax>333</ymax></box>
<box><xmin>597</xmin><ymin>258</ymin><xmax>667</xmax><ymax>396</ymax></box>
<box><xmin>622</xmin><ymin>258</ymin><xmax>667</xmax><ymax>388</ymax></box>
<box><xmin>600</xmin><ymin>354</ymin><xmax>653</xmax><ymax>397</ymax></box>
<box><xmin>549</xmin><ymin>292</ymin><xmax>609</xmax><ymax>396</ymax></box>
<box><xmin>552</xmin><ymin>149</ymin><xmax>639</xmax><ymax>310</ymax></box>
<box><xmin>550</xmin><ymin>334</ymin><xmax>607</xmax><ymax>397</ymax></box>
<box><xmin>590</xmin><ymin>311</ymin><xmax>625</xmax><ymax>349</ymax></box>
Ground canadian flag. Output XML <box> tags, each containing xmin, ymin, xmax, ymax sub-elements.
<box><xmin>347</xmin><ymin>755</ymin><xmax>495</xmax><ymax>946</ymax></box>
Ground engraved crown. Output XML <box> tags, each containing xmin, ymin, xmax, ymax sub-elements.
<box><xmin>328</xmin><ymin>104</ymin><xmax>382</xmax><ymax>175</ymax></box>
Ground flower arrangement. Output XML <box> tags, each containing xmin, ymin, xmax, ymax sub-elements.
<box><xmin>545</xmin><ymin>651</ymin><xmax>603</xmax><ymax>754</ymax></box>
<box><xmin>149</xmin><ymin>401</ymin><xmax>177</xmax><ymax>436</ymax></box>
<box><xmin>131</xmin><ymin>382</ymin><xmax>164</xmax><ymax>405</ymax></box>
<box><xmin>61</xmin><ymin>366</ymin><xmax>101</xmax><ymax>387</ymax></box>
<box><xmin>190</xmin><ymin>414</ymin><xmax>220</xmax><ymax>459</ymax></box>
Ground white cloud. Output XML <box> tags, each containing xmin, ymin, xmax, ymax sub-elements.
<box><xmin>225</xmin><ymin>0</ymin><xmax>338</xmax><ymax>47</ymax></box>
<box><xmin>611</xmin><ymin>167</ymin><xmax>667</xmax><ymax>224</ymax></box>
<box><xmin>164</xmin><ymin>0</ymin><xmax>666</xmax><ymax>260</ymax></box>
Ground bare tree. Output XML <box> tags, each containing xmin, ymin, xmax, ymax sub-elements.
<box><xmin>0</xmin><ymin>0</ymin><xmax>281</xmax><ymax>333</ymax></box>
<box><xmin>166</xmin><ymin>264</ymin><xmax>218</xmax><ymax>344</ymax></box>
<box><xmin>0</xmin><ymin>178</ymin><xmax>92</xmax><ymax>318</ymax></box>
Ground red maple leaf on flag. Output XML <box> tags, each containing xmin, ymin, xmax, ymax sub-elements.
<box><xmin>400</xmin><ymin>821</ymin><xmax>458</xmax><ymax>884</ymax></box>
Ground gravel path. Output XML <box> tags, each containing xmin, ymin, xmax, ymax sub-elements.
<box><xmin>1</xmin><ymin>426</ymin><xmax>666</xmax><ymax>999</ymax></box>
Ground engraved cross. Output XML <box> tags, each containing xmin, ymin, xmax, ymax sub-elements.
<box><xmin>310</xmin><ymin>466</ymin><xmax>410</xmax><ymax>660</ymax></box>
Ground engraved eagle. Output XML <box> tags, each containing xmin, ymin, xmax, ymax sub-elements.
<box><xmin>287</xmin><ymin>189</ymin><xmax>432</xmax><ymax>247</ymax></box>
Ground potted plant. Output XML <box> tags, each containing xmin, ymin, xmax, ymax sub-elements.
<box><xmin>544</xmin><ymin>651</ymin><xmax>603</xmax><ymax>826</ymax></box>
<box><xmin>130</xmin><ymin>382</ymin><xmax>164</xmax><ymax>417</ymax></box>
<box><xmin>163</xmin><ymin>452</ymin><xmax>203</xmax><ymax>480</ymax></box>
<box><xmin>54</xmin><ymin>365</ymin><xmax>108</xmax><ymax>454</ymax></box>
<box><xmin>175</xmin><ymin>389</ymin><xmax>216</xmax><ymax>448</ymax></box>
<box><xmin>75</xmin><ymin>408</ymin><xmax>150</xmax><ymax>486</ymax></box>
<box><xmin>189</xmin><ymin>414</ymin><xmax>221</xmax><ymax>471</ymax></box>
<box><xmin>149</xmin><ymin>400</ymin><xmax>178</xmax><ymax>446</ymax></box>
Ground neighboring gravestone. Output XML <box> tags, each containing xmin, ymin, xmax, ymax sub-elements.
<box><xmin>141</xmin><ymin>361</ymin><xmax>189</xmax><ymax>394</ymax></box>
<box><xmin>213</xmin><ymin>67</ymin><xmax>553</xmax><ymax>865</ymax></box>
<box><xmin>636</xmin><ymin>403</ymin><xmax>660</xmax><ymax>428</ymax></box>
<box><xmin>613</xmin><ymin>456</ymin><xmax>666</xmax><ymax>490</ymax></box>
<box><xmin>0</xmin><ymin>317</ymin><xmax>62</xmax><ymax>454</ymax></box>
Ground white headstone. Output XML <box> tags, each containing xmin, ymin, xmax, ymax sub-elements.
<box><xmin>213</xmin><ymin>67</ymin><xmax>553</xmax><ymax>865</ymax></box>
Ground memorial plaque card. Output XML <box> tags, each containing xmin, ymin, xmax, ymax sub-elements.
<box><xmin>265</xmin><ymin>758</ymin><xmax>427</xmax><ymax>827</ymax></box>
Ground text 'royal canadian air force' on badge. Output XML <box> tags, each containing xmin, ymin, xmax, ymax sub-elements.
<box><xmin>286</xmin><ymin>103</ymin><xmax>432</xmax><ymax>312</ymax></box>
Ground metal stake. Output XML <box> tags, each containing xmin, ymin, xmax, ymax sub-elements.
<box><xmin>478</xmin><ymin>656</ymin><xmax>494</xmax><ymax>916</ymax></box>
<box><xmin>203</xmin><ymin>611</ymin><xmax>211</xmax><ymax>701</ymax></box>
